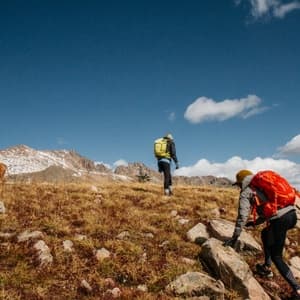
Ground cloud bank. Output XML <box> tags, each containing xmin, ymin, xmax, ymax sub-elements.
<box><xmin>236</xmin><ymin>0</ymin><xmax>300</xmax><ymax>19</ymax></box>
<box><xmin>175</xmin><ymin>156</ymin><xmax>300</xmax><ymax>188</ymax></box>
<box><xmin>184</xmin><ymin>95</ymin><xmax>267</xmax><ymax>123</ymax></box>
<box><xmin>278</xmin><ymin>134</ymin><xmax>300</xmax><ymax>155</ymax></box>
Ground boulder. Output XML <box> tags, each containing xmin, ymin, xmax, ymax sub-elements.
<box><xmin>187</xmin><ymin>223</ymin><xmax>209</xmax><ymax>245</ymax></box>
<box><xmin>208</xmin><ymin>219</ymin><xmax>262</xmax><ymax>253</ymax></box>
<box><xmin>165</xmin><ymin>271</ymin><xmax>225</xmax><ymax>299</ymax></box>
<box><xmin>200</xmin><ymin>238</ymin><xmax>270</xmax><ymax>300</ymax></box>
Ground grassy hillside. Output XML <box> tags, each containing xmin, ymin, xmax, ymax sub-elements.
<box><xmin>0</xmin><ymin>182</ymin><xmax>298</xmax><ymax>299</ymax></box>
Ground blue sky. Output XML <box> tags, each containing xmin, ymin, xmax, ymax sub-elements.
<box><xmin>0</xmin><ymin>0</ymin><xmax>300</xmax><ymax>186</ymax></box>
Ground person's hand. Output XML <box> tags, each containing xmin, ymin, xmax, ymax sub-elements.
<box><xmin>223</xmin><ymin>236</ymin><xmax>238</xmax><ymax>248</ymax></box>
<box><xmin>175</xmin><ymin>163</ymin><xmax>179</xmax><ymax>169</ymax></box>
<box><xmin>245</xmin><ymin>220</ymin><xmax>255</xmax><ymax>227</ymax></box>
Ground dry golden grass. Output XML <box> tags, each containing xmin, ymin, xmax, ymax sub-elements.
<box><xmin>0</xmin><ymin>181</ymin><xmax>297</xmax><ymax>299</ymax></box>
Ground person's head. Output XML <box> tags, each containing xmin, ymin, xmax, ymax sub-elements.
<box><xmin>233</xmin><ymin>169</ymin><xmax>253</xmax><ymax>187</ymax></box>
<box><xmin>164</xmin><ymin>133</ymin><xmax>174</xmax><ymax>140</ymax></box>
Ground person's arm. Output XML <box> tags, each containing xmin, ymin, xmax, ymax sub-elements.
<box><xmin>224</xmin><ymin>187</ymin><xmax>253</xmax><ymax>247</ymax></box>
<box><xmin>169</xmin><ymin>141</ymin><xmax>179</xmax><ymax>167</ymax></box>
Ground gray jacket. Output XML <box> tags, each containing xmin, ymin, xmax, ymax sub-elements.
<box><xmin>232</xmin><ymin>175</ymin><xmax>295</xmax><ymax>238</ymax></box>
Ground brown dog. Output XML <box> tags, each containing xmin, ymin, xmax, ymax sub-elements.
<box><xmin>0</xmin><ymin>163</ymin><xmax>7</xmax><ymax>182</ymax></box>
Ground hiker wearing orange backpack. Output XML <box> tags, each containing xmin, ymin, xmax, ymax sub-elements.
<box><xmin>223</xmin><ymin>170</ymin><xmax>300</xmax><ymax>300</ymax></box>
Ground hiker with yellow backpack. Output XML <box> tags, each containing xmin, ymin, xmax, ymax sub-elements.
<box><xmin>154</xmin><ymin>133</ymin><xmax>179</xmax><ymax>196</ymax></box>
<box><xmin>224</xmin><ymin>169</ymin><xmax>300</xmax><ymax>300</ymax></box>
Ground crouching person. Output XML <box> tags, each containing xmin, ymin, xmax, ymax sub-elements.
<box><xmin>223</xmin><ymin>169</ymin><xmax>300</xmax><ymax>300</ymax></box>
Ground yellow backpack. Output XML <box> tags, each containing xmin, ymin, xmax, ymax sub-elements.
<box><xmin>154</xmin><ymin>138</ymin><xmax>170</xmax><ymax>159</ymax></box>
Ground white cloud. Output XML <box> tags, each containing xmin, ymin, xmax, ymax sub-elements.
<box><xmin>175</xmin><ymin>156</ymin><xmax>300</xmax><ymax>188</ymax></box>
<box><xmin>184</xmin><ymin>95</ymin><xmax>265</xmax><ymax>123</ymax></box>
<box><xmin>278</xmin><ymin>134</ymin><xmax>300</xmax><ymax>155</ymax></box>
<box><xmin>113</xmin><ymin>159</ymin><xmax>128</xmax><ymax>167</ymax></box>
<box><xmin>274</xmin><ymin>2</ymin><xmax>300</xmax><ymax>18</ymax></box>
<box><xmin>236</xmin><ymin>0</ymin><xmax>300</xmax><ymax>19</ymax></box>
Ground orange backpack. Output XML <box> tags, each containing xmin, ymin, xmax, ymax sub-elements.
<box><xmin>250</xmin><ymin>170</ymin><xmax>298</xmax><ymax>220</ymax></box>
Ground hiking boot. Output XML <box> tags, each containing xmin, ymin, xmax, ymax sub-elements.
<box><xmin>256</xmin><ymin>263</ymin><xmax>273</xmax><ymax>278</ymax></box>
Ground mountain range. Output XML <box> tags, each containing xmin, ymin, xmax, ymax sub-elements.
<box><xmin>0</xmin><ymin>145</ymin><xmax>232</xmax><ymax>186</ymax></box>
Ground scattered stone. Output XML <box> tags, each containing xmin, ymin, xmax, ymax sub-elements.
<box><xmin>90</xmin><ymin>185</ymin><xmax>98</xmax><ymax>193</ymax></box>
<box><xmin>165</xmin><ymin>271</ymin><xmax>225</xmax><ymax>299</ymax></box>
<box><xmin>104</xmin><ymin>278</ymin><xmax>116</xmax><ymax>288</ymax></box>
<box><xmin>187</xmin><ymin>223</ymin><xmax>209</xmax><ymax>245</ymax></box>
<box><xmin>63</xmin><ymin>240</ymin><xmax>74</xmax><ymax>252</ymax></box>
<box><xmin>0</xmin><ymin>232</ymin><xmax>16</xmax><ymax>241</ymax></box>
<box><xmin>137</xmin><ymin>284</ymin><xmax>148</xmax><ymax>292</ymax></box>
<box><xmin>33</xmin><ymin>240</ymin><xmax>53</xmax><ymax>267</ymax></box>
<box><xmin>159</xmin><ymin>240</ymin><xmax>170</xmax><ymax>248</ymax></box>
<box><xmin>0</xmin><ymin>201</ymin><xmax>5</xmax><ymax>214</ymax></box>
<box><xmin>170</xmin><ymin>210</ymin><xmax>178</xmax><ymax>217</ymax></box>
<box><xmin>95</xmin><ymin>248</ymin><xmax>111</xmax><ymax>261</ymax></box>
<box><xmin>17</xmin><ymin>230</ymin><xmax>44</xmax><ymax>243</ymax></box>
<box><xmin>104</xmin><ymin>287</ymin><xmax>121</xmax><ymax>298</ymax></box>
<box><xmin>81</xmin><ymin>279</ymin><xmax>93</xmax><ymax>293</ymax></box>
<box><xmin>142</xmin><ymin>232</ymin><xmax>154</xmax><ymax>239</ymax></box>
<box><xmin>74</xmin><ymin>234</ymin><xmax>87</xmax><ymax>241</ymax></box>
<box><xmin>210</xmin><ymin>207</ymin><xmax>220</xmax><ymax>218</ymax></box>
<box><xmin>140</xmin><ymin>252</ymin><xmax>147</xmax><ymax>263</ymax></box>
<box><xmin>180</xmin><ymin>257</ymin><xmax>197</xmax><ymax>266</ymax></box>
<box><xmin>178</xmin><ymin>218</ymin><xmax>190</xmax><ymax>225</ymax></box>
<box><xmin>116</xmin><ymin>231</ymin><xmax>130</xmax><ymax>240</ymax></box>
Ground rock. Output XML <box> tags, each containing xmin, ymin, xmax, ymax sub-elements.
<box><xmin>211</xmin><ymin>207</ymin><xmax>220</xmax><ymax>218</ymax></box>
<box><xmin>17</xmin><ymin>230</ymin><xmax>44</xmax><ymax>243</ymax></box>
<box><xmin>200</xmin><ymin>238</ymin><xmax>270</xmax><ymax>300</ymax></box>
<box><xmin>95</xmin><ymin>248</ymin><xmax>111</xmax><ymax>261</ymax></box>
<box><xmin>170</xmin><ymin>210</ymin><xmax>178</xmax><ymax>217</ymax></box>
<box><xmin>0</xmin><ymin>232</ymin><xmax>16</xmax><ymax>241</ymax></box>
<box><xmin>137</xmin><ymin>284</ymin><xmax>148</xmax><ymax>292</ymax></box>
<box><xmin>165</xmin><ymin>271</ymin><xmax>225</xmax><ymax>299</ymax></box>
<box><xmin>33</xmin><ymin>240</ymin><xmax>53</xmax><ymax>266</ymax></box>
<box><xmin>74</xmin><ymin>234</ymin><xmax>87</xmax><ymax>241</ymax></box>
<box><xmin>116</xmin><ymin>231</ymin><xmax>130</xmax><ymax>240</ymax></box>
<box><xmin>180</xmin><ymin>257</ymin><xmax>197</xmax><ymax>266</ymax></box>
<box><xmin>90</xmin><ymin>185</ymin><xmax>98</xmax><ymax>193</ymax></box>
<box><xmin>178</xmin><ymin>218</ymin><xmax>190</xmax><ymax>225</ymax></box>
<box><xmin>0</xmin><ymin>201</ymin><xmax>5</xmax><ymax>213</ymax></box>
<box><xmin>208</xmin><ymin>219</ymin><xmax>262</xmax><ymax>253</ymax></box>
<box><xmin>142</xmin><ymin>232</ymin><xmax>154</xmax><ymax>239</ymax></box>
<box><xmin>104</xmin><ymin>287</ymin><xmax>121</xmax><ymax>298</ymax></box>
<box><xmin>159</xmin><ymin>240</ymin><xmax>170</xmax><ymax>248</ymax></box>
<box><xmin>187</xmin><ymin>223</ymin><xmax>209</xmax><ymax>245</ymax></box>
<box><xmin>81</xmin><ymin>279</ymin><xmax>92</xmax><ymax>293</ymax></box>
<box><xmin>63</xmin><ymin>240</ymin><xmax>74</xmax><ymax>252</ymax></box>
<box><xmin>104</xmin><ymin>278</ymin><xmax>116</xmax><ymax>288</ymax></box>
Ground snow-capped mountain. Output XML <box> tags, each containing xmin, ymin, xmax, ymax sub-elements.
<box><xmin>0</xmin><ymin>145</ymin><xmax>109</xmax><ymax>175</ymax></box>
<box><xmin>0</xmin><ymin>145</ymin><xmax>232</xmax><ymax>186</ymax></box>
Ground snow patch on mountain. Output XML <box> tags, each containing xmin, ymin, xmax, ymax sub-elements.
<box><xmin>0</xmin><ymin>145</ymin><xmax>87</xmax><ymax>175</ymax></box>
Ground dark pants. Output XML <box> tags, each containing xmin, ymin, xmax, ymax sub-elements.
<box><xmin>158</xmin><ymin>161</ymin><xmax>172</xmax><ymax>189</ymax></box>
<box><xmin>261</xmin><ymin>209</ymin><xmax>300</xmax><ymax>291</ymax></box>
